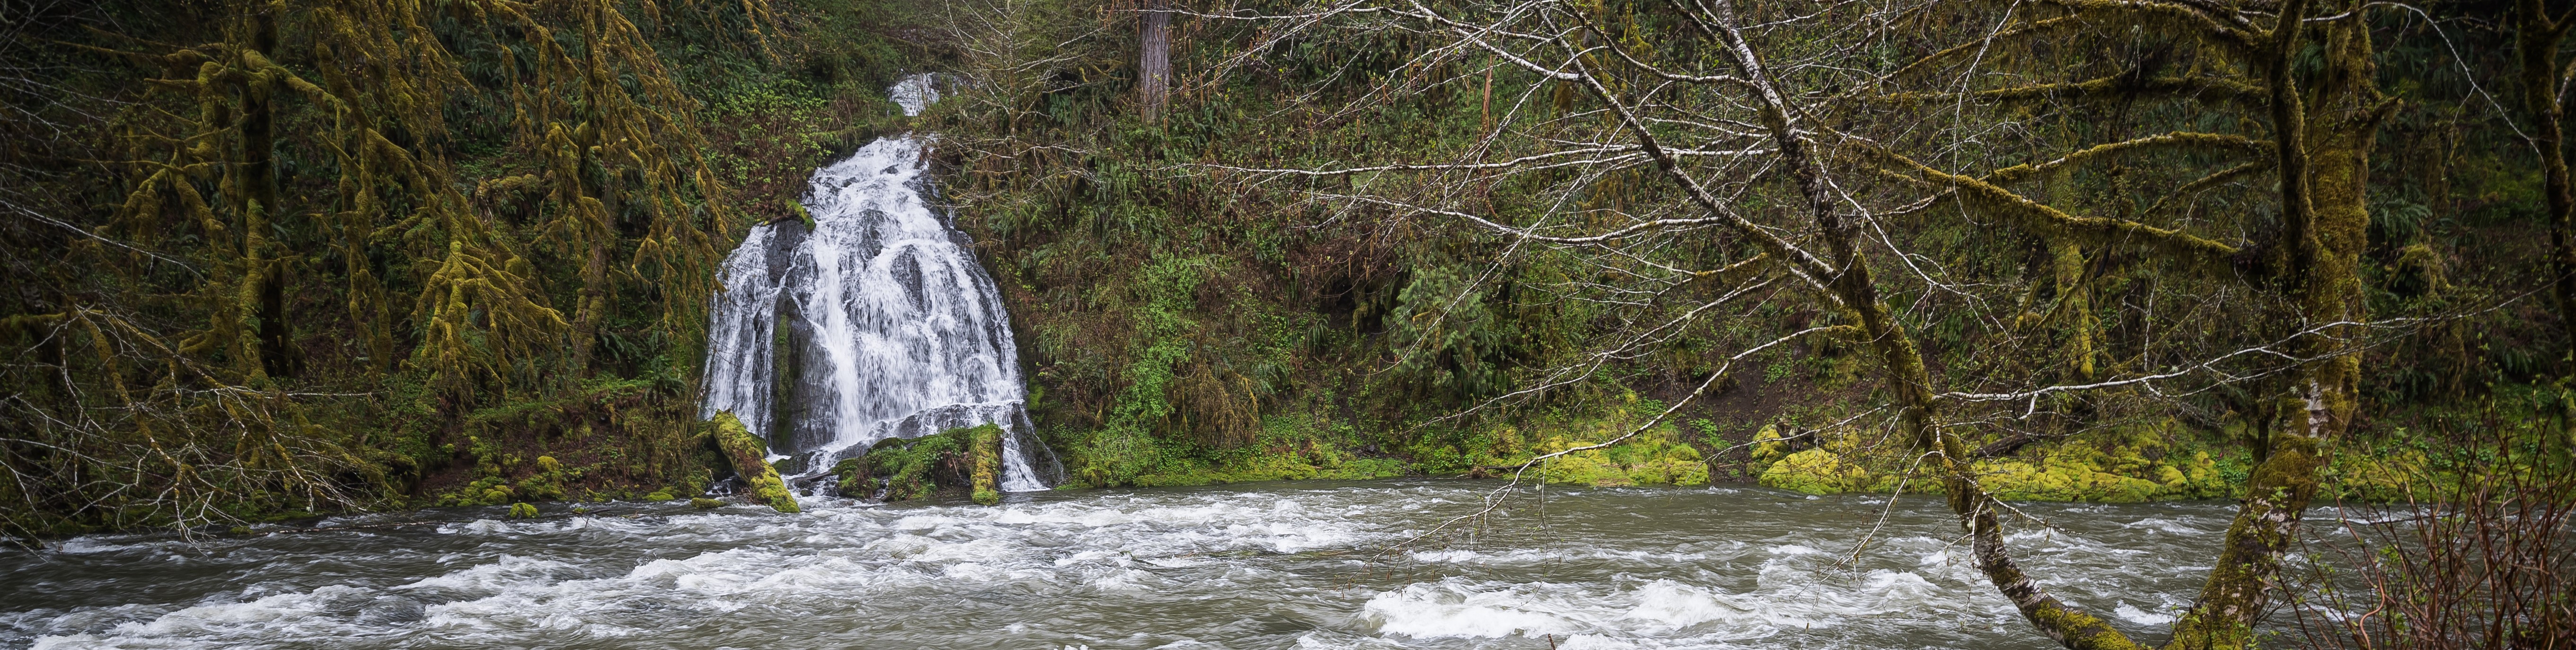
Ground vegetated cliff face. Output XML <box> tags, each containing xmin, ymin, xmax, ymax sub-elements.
<box><xmin>0</xmin><ymin>0</ymin><xmax>2561</xmax><ymax>537</ymax></box>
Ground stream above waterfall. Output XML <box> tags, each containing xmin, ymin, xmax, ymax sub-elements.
<box><xmin>3</xmin><ymin>482</ymin><xmax>2275</xmax><ymax>649</ymax></box>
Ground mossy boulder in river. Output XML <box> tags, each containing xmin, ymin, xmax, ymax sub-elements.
<box><xmin>969</xmin><ymin>425</ymin><xmax>1002</xmax><ymax>505</ymax></box>
<box><xmin>710</xmin><ymin>411</ymin><xmax>799</xmax><ymax>513</ymax></box>
<box><xmin>833</xmin><ymin>424</ymin><xmax>1005</xmax><ymax>504</ymax></box>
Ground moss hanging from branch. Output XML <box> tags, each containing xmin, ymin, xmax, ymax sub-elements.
<box><xmin>0</xmin><ymin>0</ymin><xmax>781</xmax><ymax>539</ymax></box>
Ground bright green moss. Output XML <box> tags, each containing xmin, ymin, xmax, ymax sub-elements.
<box><xmin>1761</xmin><ymin>448</ymin><xmax>1873</xmax><ymax>495</ymax></box>
<box><xmin>1977</xmin><ymin>459</ymin><xmax>2163</xmax><ymax>502</ymax></box>
<box><xmin>1530</xmin><ymin>430</ymin><xmax>1714</xmax><ymax>487</ymax></box>
<box><xmin>1750</xmin><ymin>425</ymin><xmax>1789</xmax><ymax>472</ymax></box>
<box><xmin>1542</xmin><ymin>453</ymin><xmax>1630</xmax><ymax>486</ymax></box>
<box><xmin>437</xmin><ymin>475</ymin><xmax>517</xmax><ymax>507</ymax></box>
<box><xmin>711</xmin><ymin>411</ymin><xmax>799</xmax><ymax>513</ymax></box>
<box><xmin>970</xmin><ymin>424</ymin><xmax>1003</xmax><ymax>505</ymax></box>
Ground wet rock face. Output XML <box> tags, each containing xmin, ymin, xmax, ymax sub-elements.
<box><xmin>700</xmin><ymin>75</ymin><xmax>1059</xmax><ymax>492</ymax></box>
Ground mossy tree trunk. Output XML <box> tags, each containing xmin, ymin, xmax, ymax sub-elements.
<box><xmin>2518</xmin><ymin>0</ymin><xmax>2576</xmax><ymax>442</ymax></box>
<box><xmin>241</xmin><ymin>0</ymin><xmax>297</xmax><ymax>381</ymax></box>
<box><xmin>2167</xmin><ymin>3</ymin><xmax>2380</xmax><ymax>648</ymax></box>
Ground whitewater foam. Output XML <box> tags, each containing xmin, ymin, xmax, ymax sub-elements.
<box><xmin>6</xmin><ymin>485</ymin><xmax>2266</xmax><ymax>649</ymax></box>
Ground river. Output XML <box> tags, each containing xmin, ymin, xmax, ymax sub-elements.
<box><xmin>1</xmin><ymin>481</ymin><xmax>2246</xmax><ymax>649</ymax></box>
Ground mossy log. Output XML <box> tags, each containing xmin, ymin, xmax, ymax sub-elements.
<box><xmin>970</xmin><ymin>424</ymin><xmax>1002</xmax><ymax>505</ymax></box>
<box><xmin>711</xmin><ymin>411</ymin><xmax>799</xmax><ymax>513</ymax></box>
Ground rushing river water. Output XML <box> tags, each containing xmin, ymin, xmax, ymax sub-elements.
<box><xmin>0</xmin><ymin>482</ymin><xmax>2248</xmax><ymax>649</ymax></box>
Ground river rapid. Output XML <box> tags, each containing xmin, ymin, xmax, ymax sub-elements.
<box><xmin>2</xmin><ymin>482</ymin><xmax>2244</xmax><ymax>649</ymax></box>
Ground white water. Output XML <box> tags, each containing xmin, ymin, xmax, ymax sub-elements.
<box><xmin>0</xmin><ymin>484</ymin><xmax>2255</xmax><ymax>649</ymax></box>
<box><xmin>700</xmin><ymin>74</ymin><xmax>1054</xmax><ymax>490</ymax></box>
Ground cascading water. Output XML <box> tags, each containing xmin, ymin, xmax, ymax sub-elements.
<box><xmin>701</xmin><ymin>74</ymin><xmax>1058</xmax><ymax>492</ymax></box>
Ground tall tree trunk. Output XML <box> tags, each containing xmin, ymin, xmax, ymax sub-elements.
<box><xmin>2518</xmin><ymin>0</ymin><xmax>2576</xmax><ymax>438</ymax></box>
<box><xmin>2046</xmin><ymin>168</ymin><xmax>2096</xmax><ymax>384</ymax></box>
<box><xmin>2168</xmin><ymin>5</ymin><xmax>2379</xmax><ymax>648</ymax></box>
<box><xmin>242</xmin><ymin>0</ymin><xmax>295</xmax><ymax>380</ymax></box>
<box><xmin>1482</xmin><ymin>63</ymin><xmax>1494</xmax><ymax>130</ymax></box>
<box><xmin>1139</xmin><ymin>0</ymin><xmax>1171</xmax><ymax>120</ymax></box>
<box><xmin>564</xmin><ymin>4</ymin><xmax>614</xmax><ymax>377</ymax></box>
<box><xmin>567</xmin><ymin>246</ymin><xmax>608</xmax><ymax>374</ymax></box>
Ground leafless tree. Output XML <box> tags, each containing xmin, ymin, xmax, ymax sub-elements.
<box><xmin>1181</xmin><ymin>0</ymin><xmax>2461</xmax><ymax>647</ymax></box>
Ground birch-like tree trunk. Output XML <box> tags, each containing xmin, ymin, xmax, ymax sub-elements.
<box><xmin>1139</xmin><ymin>0</ymin><xmax>1171</xmax><ymax>119</ymax></box>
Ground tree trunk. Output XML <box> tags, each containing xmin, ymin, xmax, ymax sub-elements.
<box><xmin>2517</xmin><ymin>0</ymin><xmax>2576</xmax><ymax>433</ymax></box>
<box><xmin>1694</xmin><ymin>4</ymin><xmax>2149</xmax><ymax>644</ymax></box>
<box><xmin>1139</xmin><ymin>0</ymin><xmax>1171</xmax><ymax>120</ymax></box>
<box><xmin>1482</xmin><ymin>64</ymin><xmax>1494</xmax><ymax>130</ymax></box>
<box><xmin>2168</xmin><ymin>6</ymin><xmax>2376</xmax><ymax>648</ymax></box>
<box><xmin>567</xmin><ymin>246</ymin><xmax>608</xmax><ymax>374</ymax></box>
<box><xmin>243</xmin><ymin>0</ymin><xmax>295</xmax><ymax>380</ymax></box>
<box><xmin>2046</xmin><ymin>170</ymin><xmax>2097</xmax><ymax>384</ymax></box>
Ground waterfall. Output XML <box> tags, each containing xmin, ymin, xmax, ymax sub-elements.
<box><xmin>701</xmin><ymin>74</ymin><xmax>1058</xmax><ymax>493</ymax></box>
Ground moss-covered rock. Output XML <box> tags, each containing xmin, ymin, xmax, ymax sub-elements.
<box><xmin>1977</xmin><ymin>457</ymin><xmax>2163</xmax><ymax>502</ymax></box>
<box><xmin>1750</xmin><ymin>425</ymin><xmax>1789</xmax><ymax>471</ymax></box>
<box><xmin>969</xmin><ymin>424</ymin><xmax>1003</xmax><ymax>505</ymax></box>
<box><xmin>1967</xmin><ymin>425</ymin><xmax>2234</xmax><ymax>501</ymax></box>
<box><xmin>1761</xmin><ymin>448</ymin><xmax>1873</xmax><ymax>494</ymax></box>
<box><xmin>507</xmin><ymin>502</ymin><xmax>539</xmax><ymax>518</ymax></box>
<box><xmin>1529</xmin><ymin>430</ymin><xmax>1712</xmax><ymax>487</ymax></box>
<box><xmin>516</xmin><ymin>456</ymin><xmax>569</xmax><ymax>501</ymax></box>
<box><xmin>830</xmin><ymin>458</ymin><xmax>870</xmax><ymax>496</ymax></box>
<box><xmin>438</xmin><ymin>475</ymin><xmax>517</xmax><ymax>507</ymax></box>
<box><xmin>843</xmin><ymin>425</ymin><xmax>1015</xmax><ymax>503</ymax></box>
<box><xmin>1541</xmin><ymin>451</ymin><xmax>1630</xmax><ymax>486</ymax></box>
<box><xmin>710</xmin><ymin>411</ymin><xmax>799</xmax><ymax>513</ymax></box>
